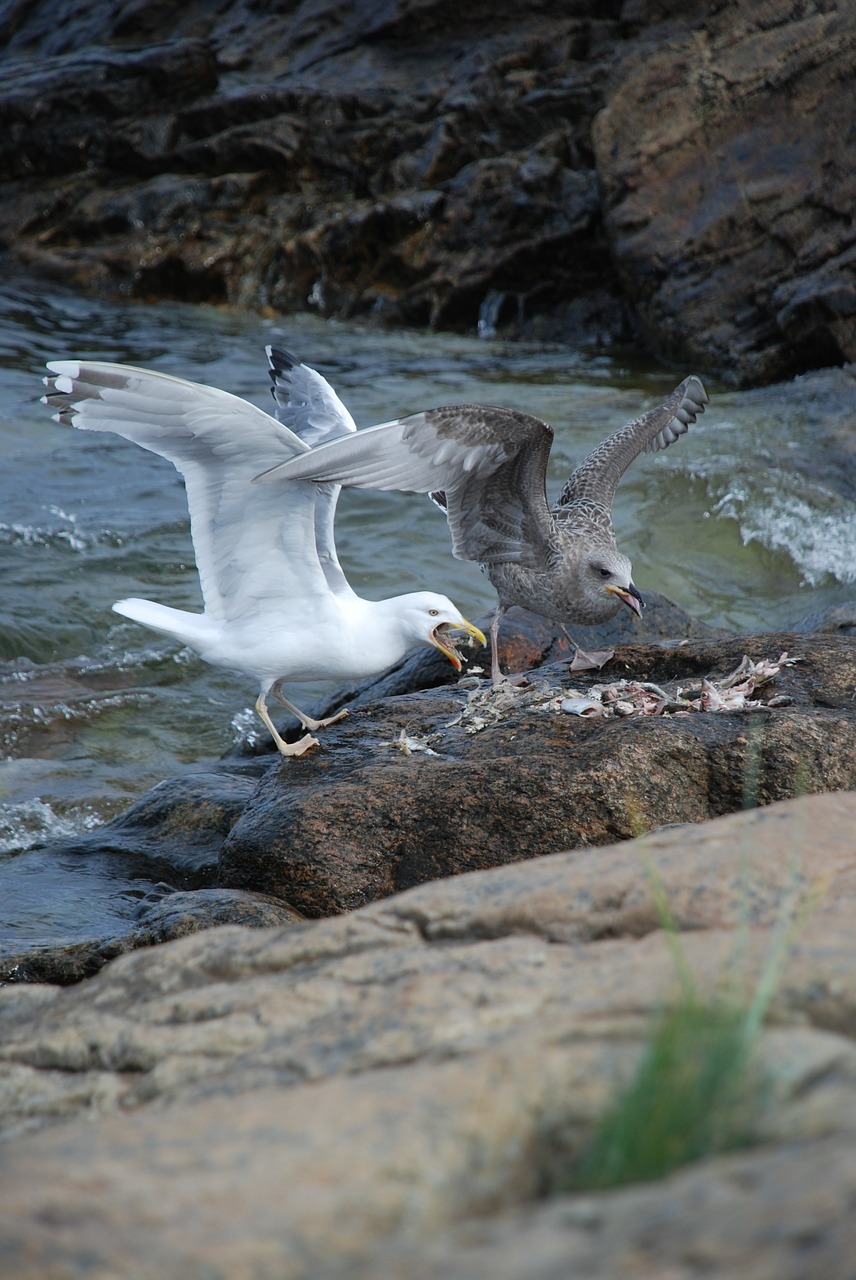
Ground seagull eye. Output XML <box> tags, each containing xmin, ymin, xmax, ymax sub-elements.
<box><xmin>428</xmin><ymin>608</ymin><xmax>440</xmax><ymax>616</ymax></box>
<box><xmin>598</xmin><ymin>568</ymin><xmax>612</xmax><ymax>579</ymax></box>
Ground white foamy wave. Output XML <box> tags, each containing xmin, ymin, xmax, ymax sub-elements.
<box><xmin>713</xmin><ymin>488</ymin><xmax>856</xmax><ymax>586</ymax></box>
<box><xmin>231</xmin><ymin>706</ymin><xmax>266</xmax><ymax>749</ymax></box>
<box><xmin>0</xmin><ymin>797</ymin><xmax>103</xmax><ymax>855</ymax></box>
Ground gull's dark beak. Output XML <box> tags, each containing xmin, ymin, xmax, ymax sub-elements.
<box><xmin>605</xmin><ymin>582</ymin><xmax>644</xmax><ymax>618</ymax></box>
<box><xmin>430</xmin><ymin>619</ymin><xmax>487</xmax><ymax>670</ymax></box>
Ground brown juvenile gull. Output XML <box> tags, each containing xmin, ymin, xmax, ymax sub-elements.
<box><xmin>42</xmin><ymin>350</ymin><xmax>485</xmax><ymax>756</ymax></box>
<box><xmin>256</xmin><ymin>373</ymin><xmax>708</xmax><ymax>681</ymax></box>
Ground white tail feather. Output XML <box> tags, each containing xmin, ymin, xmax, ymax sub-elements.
<box><xmin>112</xmin><ymin>598</ymin><xmax>214</xmax><ymax>649</ymax></box>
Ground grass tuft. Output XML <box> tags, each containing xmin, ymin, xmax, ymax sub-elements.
<box><xmin>570</xmin><ymin>849</ymin><xmax>823</xmax><ymax>1192</ymax></box>
<box><xmin>572</xmin><ymin>993</ymin><xmax>764</xmax><ymax>1190</ymax></box>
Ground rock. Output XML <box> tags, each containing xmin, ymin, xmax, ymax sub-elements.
<box><xmin>33</xmin><ymin>769</ymin><xmax>263</xmax><ymax>882</ymax></box>
<box><xmin>135</xmin><ymin>886</ymin><xmax>303</xmax><ymax>937</ymax></box>
<box><xmin>0</xmin><ymin>0</ymin><xmax>852</xmax><ymax>381</ymax></box>
<box><xmin>219</xmin><ymin>633</ymin><xmax>856</xmax><ymax>915</ymax></box>
<box><xmin>5</xmin><ymin>627</ymin><xmax>852</xmax><ymax>983</ymax></box>
<box><xmin>593</xmin><ymin>0</ymin><xmax>856</xmax><ymax>385</ymax></box>
<box><xmin>0</xmin><ymin>3</ymin><xmax>632</xmax><ymax>351</ymax></box>
<box><xmin>0</xmin><ymin>771</ymin><xmax>290</xmax><ymax>985</ymax></box>
<box><xmin>1</xmin><ymin>792</ymin><xmax>856</xmax><ymax>1276</ymax></box>
<box><xmin>0</xmin><ymin>597</ymin><xmax>739</xmax><ymax>982</ymax></box>
<box><xmin>793</xmin><ymin>601</ymin><xmax>856</xmax><ymax>635</ymax></box>
<box><xmin>0</xmin><ymin>887</ymin><xmax>302</xmax><ymax>988</ymax></box>
<box><xmin>381</xmin><ymin>1134</ymin><xmax>856</xmax><ymax>1279</ymax></box>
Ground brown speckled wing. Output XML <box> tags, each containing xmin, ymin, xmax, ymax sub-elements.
<box><xmin>554</xmin><ymin>375</ymin><xmax>708</xmax><ymax>515</ymax></box>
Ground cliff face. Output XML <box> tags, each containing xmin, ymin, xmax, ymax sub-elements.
<box><xmin>1</xmin><ymin>0</ymin><xmax>854</xmax><ymax>385</ymax></box>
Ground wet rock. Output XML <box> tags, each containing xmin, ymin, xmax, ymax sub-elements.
<box><xmin>0</xmin><ymin>887</ymin><xmax>302</xmax><ymax>987</ymax></box>
<box><xmin>793</xmin><ymin>601</ymin><xmax>856</xmax><ymax>635</ymax></box>
<box><xmin>0</xmin><ymin>39</ymin><xmax>219</xmax><ymax>180</ymax></box>
<box><xmin>136</xmin><ymin>886</ymin><xmax>303</xmax><ymax>936</ymax></box>
<box><xmin>0</xmin><ymin>3</ymin><xmax>630</xmax><ymax>350</ymax></box>
<box><xmin>7</xmin><ymin>621</ymin><xmax>852</xmax><ymax>974</ymax></box>
<box><xmin>0</xmin><ymin>0</ymin><xmax>852</xmax><ymax>381</ymax></box>
<box><xmin>0</xmin><ymin>770</ymin><xmax>281</xmax><ymax>985</ymax></box>
<box><xmin>1</xmin><ymin>792</ymin><xmax>856</xmax><ymax>1275</ymax></box>
<box><xmin>41</xmin><ymin>769</ymin><xmax>263</xmax><ymax>882</ymax></box>
<box><xmin>219</xmin><ymin>633</ymin><xmax>856</xmax><ymax>915</ymax></box>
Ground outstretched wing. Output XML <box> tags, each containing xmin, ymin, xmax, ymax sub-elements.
<box><xmin>43</xmin><ymin>360</ymin><xmax>332</xmax><ymax>624</ymax></box>
<box><xmin>257</xmin><ymin>403</ymin><xmax>557</xmax><ymax>568</ymax></box>
<box><xmin>267</xmin><ymin>345</ymin><xmax>356</xmax><ymax>444</ymax></box>
<box><xmin>266</xmin><ymin>346</ymin><xmax>356</xmax><ymax>598</ymax></box>
<box><xmin>554</xmin><ymin>376</ymin><xmax>708</xmax><ymax>513</ymax></box>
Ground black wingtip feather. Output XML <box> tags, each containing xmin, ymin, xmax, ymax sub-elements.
<box><xmin>267</xmin><ymin>346</ymin><xmax>304</xmax><ymax>403</ymax></box>
<box><xmin>267</xmin><ymin>346</ymin><xmax>302</xmax><ymax>371</ymax></box>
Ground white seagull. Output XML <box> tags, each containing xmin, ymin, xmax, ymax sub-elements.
<box><xmin>43</xmin><ymin>349</ymin><xmax>485</xmax><ymax>756</ymax></box>
<box><xmin>256</xmin><ymin>372</ymin><xmax>708</xmax><ymax>681</ymax></box>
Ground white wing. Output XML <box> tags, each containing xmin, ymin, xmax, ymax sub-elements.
<box><xmin>266</xmin><ymin>346</ymin><xmax>356</xmax><ymax>598</ymax></box>
<box><xmin>266</xmin><ymin>345</ymin><xmax>356</xmax><ymax>445</ymax></box>
<box><xmin>43</xmin><ymin>360</ymin><xmax>334</xmax><ymax>624</ymax></box>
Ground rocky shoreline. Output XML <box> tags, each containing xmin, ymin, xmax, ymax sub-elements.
<box><xmin>2</xmin><ymin>585</ymin><xmax>855</xmax><ymax>1279</ymax></box>
<box><xmin>4</xmin><ymin>482</ymin><xmax>854</xmax><ymax>1279</ymax></box>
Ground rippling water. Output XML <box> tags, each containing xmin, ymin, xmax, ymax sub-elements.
<box><xmin>1</xmin><ymin>272</ymin><xmax>854</xmax><ymax>946</ymax></box>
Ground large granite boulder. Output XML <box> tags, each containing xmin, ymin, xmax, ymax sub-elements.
<box><xmin>218</xmin><ymin>633</ymin><xmax>856</xmax><ymax>913</ymax></box>
<box><xmin>1</xmin><ymin>792</ymin><xmax>855</xmax><ymax>1276</ymax></box>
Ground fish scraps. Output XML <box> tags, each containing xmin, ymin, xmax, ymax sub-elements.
<box><xmin>447</xmin><ymin>654</ymin><xmax>802</xmax><ymax>734</ymax></box>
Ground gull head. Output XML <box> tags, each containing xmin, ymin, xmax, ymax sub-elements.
<box><xmin>570</xmin><ymin>547</ymin><xmax>644</xmax><ymax>625</ymax></box>
<box><xmin>394</xmin><ymin>592</ymin><xmax>487</xmax><ymax>670</ymax></box>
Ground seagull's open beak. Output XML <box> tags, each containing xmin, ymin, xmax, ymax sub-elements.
<box><xmin>430</xmin><ymin>619</ymin><xmax>487</xmax><ymax>671</ymax></box>
<box><xmin>605</xmin><ymin>582</ymin><xmax>644</xmax><ymax>618</ymax></box>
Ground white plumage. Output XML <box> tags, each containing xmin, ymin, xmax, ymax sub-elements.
<box><xmin>43</xmin><ymin>348</ymin><xmax>485</xmax><ymax>756</ymax></box>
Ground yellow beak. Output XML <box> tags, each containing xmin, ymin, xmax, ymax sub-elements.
<box><xmin>604</xmin><ymin>582</ymin><xmax>644</xmax><ymax>618</ymax></box>
<box><xmin>430</xmin><ymin>619</ymin><xmax>487</xmax><ymax>670</ymax></box>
